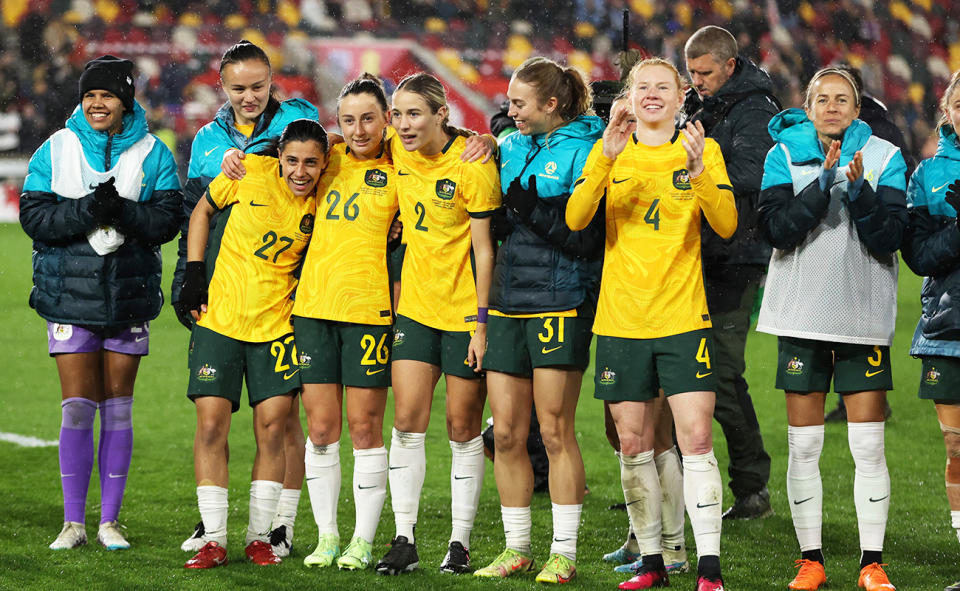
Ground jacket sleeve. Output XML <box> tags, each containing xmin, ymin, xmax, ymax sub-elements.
<box><xmin>758</xmin><ymin>144</ymin><xmax>830</xmax><ymax>250</ymax></box>
<box><xmin>19</xmin><ymin>141</ymin><xmax>100</xmax><ymax>243</ymax></box>
<box><xmin>845</xmin><ymin>149</ymin><xmax>908</xmax><ymax>255</ymax></box>
<box><xmin>901</xmin><ymin>162</ymin><xmax>960</xmax><ymax>276</ymax></box>
<box><xmin>113</xmin><ymin>141</ymin><xmax>183</xmax><ymax>247</ymax></box>
<box><xmin>724</xmin><ymin>98</ymin><xmax>777</xmax><ymax>196</ymax></box>
<box><xmin>524</xmin><ymin>194</ymin><xmax>605</xmax><ymax>260</ymax></box>
<box><xmin>172</xmin><ymin>133</ymin><xmax>216</xmax><ymax>306</ymax></box>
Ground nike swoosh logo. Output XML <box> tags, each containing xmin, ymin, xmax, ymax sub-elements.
<box><xmin>696</xmin><ymin>371</ymin><xmax>713</xmax><ymax>378</ymax></box>
<box><xmin>358</xmin><ymin>484</ymin><xmax>377</xmax><ymax>489</ymax></box>
<box><xmin>865</xmin><ymin>369</ymin><xmax>885</xmax><ymax>378</ymax></box>
<box><xmin>793</xmin><ymin>497</ymin><xmax>814</xmax><ymax>505</ymax></box>
<box><xmin>365</xmin><ymin>368</ymin><xmax>386</xmax><ymax>375</ymax></box>
<box><xmin>60</xmin><ymin>473</ymin><xmax>75</xmax><ymax>478</ymax></box>
<box><xmin>283</xmin><ymin>370</ymin><xmax>300</xmax><ymax>380</ymax></box>
<box><xmin>398</xmin><ymin>170</ymin><xmax>410</xmax><ymax>176</ymax></box>
<box><xmin>306</xmin><ymin>476</ymin><xmax>323</xmax><ymax>481</ymax></box>
<box><xmin>453</xmin><ymin>475</ymin><xmax>473</xmax><ymax>480</ymax></box>
<box><xmin>612</xmin><ymin>177</ymin><xmax>631</xmax><ymax>184</ymax></box>
<box><xmin>541</xmin><ymin>346</ymin><xmax>562</xmax><ymax>354</ymax></box>
<box><xmin>869</xmin><ymin>495</ymin><xmax>889</xmax><ymax>503</ymax></box>
<box><xmin>933</xmin><ymin>182</ymin><xmax>951</xmax><ymax>192</ymax></box>
<box><xmin>696</xmin><ymin>502</ymin><xmax>719</xmax><ymax>508</ymax></box>
<box><xmin>205</xmin><ymin>147</ymin><xmax>218</xmax><ymax>157</ymax></box>
<box><xmin>134</xmin><ymin>336</ymin><xmax>148</xmax><ymax>343</ymax></box>
<box><xmin>553</xmin><ymin>538</ymin><xmax>571</xmax><ymax>542</ymax></box>
<box><xmin>250</xmin><ymin>201</ymin><xmax>267</xmax><ymax>207</ymax></box>
<box><xmin>800</xmin><ymin>169</ymin><xmax>817</xmax><ymax>176</ymax></box>
<box><xmin>388</xmin><ymin>466</ymin><xmax>407</xmax><ymax>470</ymax></box>
<box><xmin>108</xmin><ymin>473</ymin><xmax>126</xmax><ymax>479</ymax></box>
<box><xmin>625</xmin><ymin>499</ymin><xmax>642</xmax><ymax>506</ymax></box>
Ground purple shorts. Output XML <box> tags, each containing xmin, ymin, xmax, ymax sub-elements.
<box><xmin>47</xmin><ymin>322</ymin><xmax>150</xmax><ymax>356</ymax></box>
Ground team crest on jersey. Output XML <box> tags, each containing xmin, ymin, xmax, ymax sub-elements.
<box><xmin>435</xmin><ymin>178</ymin><xmax>457</xmax><ymax>200</ymax></box>
<box><xmin>545</xmin><ymin>161</ymin><xmax>557</xmax><ymax>175</ymax></box>
<box><xmin>365</xmin><ymin>168</ymin><xmax>388</xmax><ymax>188</ymax></box>
<box><xmin>52</xmin><ymin>323</ymin><xmax>73</xmax><ymax>341</ymax></box>
<box><xmin>300</xmin><ymin>213</ymin><xmax>315</xmax><ymax>234</ymax></box>
<box><xmin>785</xmin><ymin>357</ymin><xmax>804</xmax><ymax>375</ymax></box>
<box><xmin>393</xmin><ymin>329</ymin><xmax>406</xmax><ymax>346</ymax></box>
<box><xmin>196</xmin><ymin>364</ymin><xmax>218</xmax><ymax>382</ymax></box>
<box><xmin>672</xmin><ymin>169</ymin><xmax>692</xmax><ymax>190</ymax></box>
<box><xmin>925</xmin><ymin>366</ymin><xmax>941</xmax><ymax>386</ymax></box>
<box><xmin>298</xmin><ymin>351</ymin><xmax>313</xmax><ymax>369</ymax></box>
<box><xmin>599</xmin><ymin>367</ymin><xmax>617</xmax><ymax>385</ymax></box>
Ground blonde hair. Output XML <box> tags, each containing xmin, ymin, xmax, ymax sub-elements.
<box><xmin>626</xmin><ymin>57</ymin><xmax>686</xmax><ymax>94</ymax></box>
<box><xmin>939</xmin><ymin>70</ymin><xmax>960</xmax><ymax>131</ymax></box>
<box><xmin>803</xmin><ymin>67</ymin><xmax>861</xmax><ymax>109</ymax></box>
<box><xmin>512</xmin><ymin>57</ymin><xmax>594</xmax><ymax>121</ymax></box>
<box><xmin>394</xmin><ymin>73</ymin><xmax>472</xmax><ymax>138</ymax></box>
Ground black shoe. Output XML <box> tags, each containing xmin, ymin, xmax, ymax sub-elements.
<box><xmin>375</xmin><ymin>536</ymin><xmax>419</xmax><ymax>575</ymax></box>
<box><xmin>722</xmin><ymin>487</ymin><xmax>773</xmax><ymax>520</ymax></box>
<box><xmin>439</xmin><ymin>541</ymin><xmax>471</xmax><ymax>574</ymax></box>
<box><xmin>824</xmin><ymin>403</ymin><xmax>847</xmax><ymax>423</ymax></box>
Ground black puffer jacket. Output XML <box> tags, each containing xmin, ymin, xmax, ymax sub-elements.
<box><xmin>683</xmin><ymin>56</ymin><xmax>780</xmax><ymax>268</ymax></box>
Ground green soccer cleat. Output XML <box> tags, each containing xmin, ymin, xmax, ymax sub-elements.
<box><xmin>535</xmin><ymin>553</ymin><xmax>576</xmax><ymax>584</ymax></box>
<box><xmin>474</xmin><ymin>547</ymin><xmax>535</xmax><ymax>578</ymax></box>
<box><xmin>337</xmin><ymin>536</ymin><xmax>374</xmax><ymax>570</ymax></box>
<box><xmin>303</xmin><ymin>533</ymin><xmax>339</xmax><ymax>568</ymax></box>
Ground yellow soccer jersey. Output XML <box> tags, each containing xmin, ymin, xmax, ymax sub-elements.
<box><xmin>568</xmin><ymin>132</ymin><xmax>736</xmax><ymax>339</ymax></box>
<box><xmin>293</xmin><ymin>144</ymin><xmax>398</xmax><ymax>325</ymax></box>
<box><xmin>198</xmin><ymin>154</ymin><xmax>316</xmax><ymax>342</ymax></box>
<box><xmin>390</xmin><ymin>134</ymin><xmax>500</xmax><ymax>331</ymax></box>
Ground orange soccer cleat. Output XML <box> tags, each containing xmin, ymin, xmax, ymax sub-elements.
<box><xmin>788</xmin><ymin>559</ymin><xmax>826</xmax><ymax>590</ymax></box>
<box><xmin>858</xmin><ymin>563</ymin><xmax>895</xmax><ymax>591</ymax></box>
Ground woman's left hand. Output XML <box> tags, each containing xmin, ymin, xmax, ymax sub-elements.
<box><xmin>681</xmin><ymin>120</ymin><xmax>706</xmax><ymax>178</ymax></box>
<box><xmin>467</xmin><ymin>324</ymin><xmax>487</xmax><ymax>372</ymax></box>
<box><xmin>845</xmin><ymin>150</ymin><xmax>864</xmax><ymax>182</ymax></box>
<box><xmin>461</xmin><ymin>134</ymin><xmax>496</xmax><ymax>163</ymax></box>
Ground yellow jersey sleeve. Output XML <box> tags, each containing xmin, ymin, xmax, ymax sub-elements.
<box><xmin>198</xmin><ymin>155</ymin><xmax>316</xmax><ymax>342</ymax></box>
<box><xmin>292</xmin><ymin>145</ymin><xmax>399</xmax><ymax>325</ymax></box>
<box><xmin>392</xmin><ymin>134</ymin><xmax>501</xmax><ymax>331</ymax></box>
<box><xmin>567</xmin><ymin>139</ymin><xmax>613</xmax><ymax>231</ymax></box>
<box><xmin>695</xmin><ymin>140</ymin><xmax>737</xmax><ymax>239</ymax></box>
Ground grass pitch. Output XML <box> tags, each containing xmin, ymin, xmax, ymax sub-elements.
<box><xmin>0</xmin><ymin>222</ymin><xmax>954</xmax><ymax>590</ymax></box>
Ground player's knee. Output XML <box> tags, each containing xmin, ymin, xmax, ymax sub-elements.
<box><xmin>492</xmin><ymin>423</ymin><xmax>525</xmax><ymax>454</ymax></box>
<box><xmin>943</xmin><ymin>426</ymin><xmax>960</xmax><ymax>483</ymax></box>
<box><xmin>195</xmin><ymin>419</ymin><xmax>229</xmax><ymax>448</ymax></box>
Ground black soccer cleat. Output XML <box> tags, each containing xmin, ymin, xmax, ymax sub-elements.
<box><xmin>439</xmin><ymin>541</ymin><xmax>472</xmax><ymax>574</ymax></box>
<box><xmin>375</xmin><ymin>535</ymin><xmax>419</xmax><ymax>575</ymax></box>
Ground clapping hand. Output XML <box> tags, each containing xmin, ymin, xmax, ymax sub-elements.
<box><xmin>680</xmin><ymin>120</ymin><xmax>706</xmax><ymax>178</ymax></box>
<box><xmin>504</xmin><ymin>175</ymin><xmax>538</xmax><ymax>221</ymax></box>
<box><xmin>90</xmin><ymin>178</ymin><xmax>123</xmax><ymax>225</ymax></box>
<box><xmin>945</xmin><ymin>180</ymin><xmax>960</xmax><ymax>224</ymax></box>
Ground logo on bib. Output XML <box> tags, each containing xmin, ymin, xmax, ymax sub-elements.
<box><xmin>672</xmin><ymin>169</ymin><xmax>691</xmax><ymax>190</ymax></box>
<box><xmin>365</xmin><ymin>168</ymin><xmax>388</xmax><ymax>188</ymax></box>
<box><xmin>435</xmin><ymin>178</ymin><xmax>457</xmax><ymax>200</ymax></box>
<box><xmin>300</xmin><ymin>213</ymin><xmax>315</xmax><ymax>234</ymax></box>
<box><xmin>785</xmin><ymin>357</ymin><xmax>805</xmax><ymax>375</ymax></box>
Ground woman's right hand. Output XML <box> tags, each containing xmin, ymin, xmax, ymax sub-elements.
<box><xmin>823</xmin><ymin>140</ymin><xmax>841</xmax><ymax>169</ymax></box>
<box><xmin>602</xmin><ymin>102</ymin><xmax>636</xmax><ymax>161</ymax></box>
<box><xmin>222</xmin><ymin>148</ymin><xmax>246</xmax><ymax>180</ymax></box>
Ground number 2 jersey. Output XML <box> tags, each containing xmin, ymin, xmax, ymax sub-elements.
<box><xmin>392</xmin><ymin>134</ymin><xmax>500</xmax><ymax>332</ymax></box>
<box><xmin>568</xmin><ymin>131</ymin><xmax>736</xmax><ymax>339</ymax></box>
<box><xmin>198</xmin><ymin>154</ymin><xmax>316</xmax><ymax>342</ymax></box>
<box><xmin>292</xmin><ymin>144</ymin><xmax>398</xmax><ymax>325</ymax></box>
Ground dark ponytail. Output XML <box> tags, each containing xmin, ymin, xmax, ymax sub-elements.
<box><xmin>219</xmin><ymin>39</ymin><xmax>271</xmax><ymax>74</ymax></box>
<box><xmin>259</xmin><ymin>118</ymin><xmax>328</xmax><ymax>157</ymax></box>
<box><xmin>338</xmin><ymin>72</ymin><xmax>388</xmax><ymax>113</ymax></box>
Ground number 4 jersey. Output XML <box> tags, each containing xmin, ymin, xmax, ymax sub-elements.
<box><xmin>293</xmin><ymin>144</ymin><xmax>399</xmax><ymax>325</ymax></box>
<box><xmin>199</xmin><ymin>154</ymin><xmax>316</xmax><ymax>342</ymax></box>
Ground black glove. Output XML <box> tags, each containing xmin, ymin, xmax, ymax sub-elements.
<box><xmin>504</xmin><ymin>175</ymin><xmax>538</xmax><ymax>221</ymax></box>
<box><xmin>175</xmin><ymin>261</ymin><xmax>207</xmax><ymax>328</ymax></box>
<box><xmin>945</xmin><ymin>180</ymin><xmax>960</xmax><ymax>227</ymax></box>
<box><xmin>90</xmin><ymin>178</ymin><xmax>124</xmax><ymax>226</ymax></box>
<box><xmin>490</xmin><ymin>206</ymin><xmax>512</xmax><ymax>242</ymax></box>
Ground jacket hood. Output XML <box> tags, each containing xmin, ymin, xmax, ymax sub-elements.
<box><xmin>67</xmin><ymin>99</ymin><xmax>149</xmax><ymax>154</ymax></box>
<box><xmin>767</xmin><ymin>108</ymin><xmax>872</xmax><ymax>166</ymax></box>
<box><xmin>508</xmin><ymin>115</ymin><xmax>605</xmax><ymax>149</ymax></box>
<box><xmin>935</xmin><ymin>125</ymin><xmax>960</xmax><ymax>160</ymax></box>
<box><xmin>714</xmin><ymin>57</ymin><xmax>775</xmax><ymax>100</ymax></box>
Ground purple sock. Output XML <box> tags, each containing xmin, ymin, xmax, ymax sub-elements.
<box><xmin>99</xmin><ymin>397</ymin><xmax>133</xmax><ymax>524</ymax></box>
<box><xmin>60</xmin><ymin>398</ymin><xmax>98</xmax><ymax>524</ymax></box>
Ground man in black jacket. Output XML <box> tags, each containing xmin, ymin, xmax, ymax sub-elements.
<box><xmin>683</xmin><ymin>26</ymin><xmax>779</xmax><ymax>520</ymax></box>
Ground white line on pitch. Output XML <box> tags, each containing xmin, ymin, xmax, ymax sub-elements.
<box><xmin>0</xmin><ymin>432</ymin><xmax>58</xmax><ymax>447</ymax></box>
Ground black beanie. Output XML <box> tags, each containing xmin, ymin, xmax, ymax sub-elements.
<box><xmin>78</xmin><ymin>55</ymin><xmax>136</xmax><ymax>112</ymax></box>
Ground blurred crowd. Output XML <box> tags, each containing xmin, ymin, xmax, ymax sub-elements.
<box><xmin>1</xmin><ymin>0</ymin><xmax>957</xmax><ymax>170</ymax></box>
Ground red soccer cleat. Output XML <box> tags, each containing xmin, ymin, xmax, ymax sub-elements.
<box><xmin>695</xmin><ymin>575</ymin><xmax>725</xmax><ymax>591</ymax></box>
<box><xmin>245</xmin><ymin>539</ymin><xmax>282</xmax><ymax>565</ymax></box>
<box><xmin>184</xmin><ymin>541</ymin><xmax>228</xmax><ymax>569</ymax></box>
<box><xmin>618</xmin><ymin>564</ymin><xmax>670</xmax><ymax>589</ymax></box>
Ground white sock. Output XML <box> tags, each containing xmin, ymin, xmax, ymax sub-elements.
<box><xmin>389</xmin><ymin>428</ymin><xmax>426</xmax><ymax>542</ymax></box>
<box><xmin>197</xmin><ymin>485</ymin><xmax>228</xmax><ymax>546</ymax></box>
<box><xmin>787</xmin><ymin>425</ymin><xmax>824</xmax><ymax>552</ymax></box>
<box><xmin>305</xmin><ymin>439</ymin><xmax>341</xmax><ymax>536</ymax></box>
<box><xmin>848</xmin><ymin>421</ymin><xmax>889</xmax><ymax>552</ymax></box>
<box><xmin>450</xmin><ymin>436</ymin><xmax>485</xmax><ymax>548</ymax></box>
<box><xmin>353</xmin><ymin>446</ymin><xmax>388</xmax><ymax>544</ymax></box>
<box><xmin>271</xmin><ymin>488</ymin><xmax>300</xmax><ymax>530</ymax></box>
<box><xmin>620</xmin><ymin>451</ymin><xmax>662</xmax><ymax>556</ymax></box>
<box><xmin>656</xmin><ymin>446</ymin><xmax>685</xmax><ymax>552</ymax></box>
<box><xmin>246</xmin><ymin>480</ymin><xmax>283</xmax><ymax>544</ymax></box>
<box><xmin>502</xmin><ymin>505</ymin><xmax>532</xmax><ymax>554</ymax></box>
<box><xmin>682</xmin><ymin>451</ymin><xmax>722</xmax><ymax>557</ymax></box>
<box><xmin>624</xmin><ymin>523</ymin><xmax>640</xmax><ymax>554</ymax></box>
<box><xmin>550</xmin><ymin>503</ymin><xmax>582</xmax><ymax>561</ymax></box>
<box><xmin>952</xmin><ymin>510</ymin><xmax>960</xmax><ymax>547</ymax></box>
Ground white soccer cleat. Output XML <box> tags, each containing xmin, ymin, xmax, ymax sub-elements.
<box><xmin>181</xmin><ymin>521</ymin><xmax>206</xmax><ymax>552</ymax></box>
<box><xmin>50</xmin><ymin>521</ymin><xmax>87</xmax><ymax>550</ymax></box>
<box><xmin>97</xmin><ymin>521</ymin><xmax>130</xmax><ymax>550</ymax></box>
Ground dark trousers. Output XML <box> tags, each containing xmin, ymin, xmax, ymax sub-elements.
<box><xmin>706</xmin><ymin>265</ymin><xmax>771</xmax><ymax>499</ymax></box>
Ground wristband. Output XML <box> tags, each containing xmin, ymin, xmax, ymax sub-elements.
<box><xmin>476</xmin><ymin>307</ymin><xmax>488</xmax><ymax>324</ymax></box>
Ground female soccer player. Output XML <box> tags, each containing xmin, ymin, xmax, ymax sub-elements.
<box><xmin>567</xmin><ymin>57</ymin><xmax>736</xmax><ymax>591</ymax></box>
<box><xmin>474</xmin><ymin>56</ymin><xmax>604</xmax><ymax>584</ymax></box>
<box><xmin>20</xmin><ymin>55</ymin><xmax>182</xmax><ymax>551</ymax></box>
<box><xmin>173</xmin><ymin>39</ymin><xmax>318</xmax><ymax>556</ymax></box>
<box><xmin>756</xmin><ymin>67</ymin><xmax>907</xmax><ymax>591</ymax></box>
<box><xmin>900</xmin><ymin>69</ymin><xmax>960</xmax><ymax>591</ymax></box>
<box><xmin>179</xmin><ymin>119</ymin><xmax>327</xmax><ymax>569</ymax></box>
<box><xmin>374</xmin><ymin>73</ymin><xmax>500</xmax><ymax>576</ymax></box>
<box><xmin>292</xmin><ymin>74</ymin><xmax>398</xmax><ymax>571</ymax></box>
